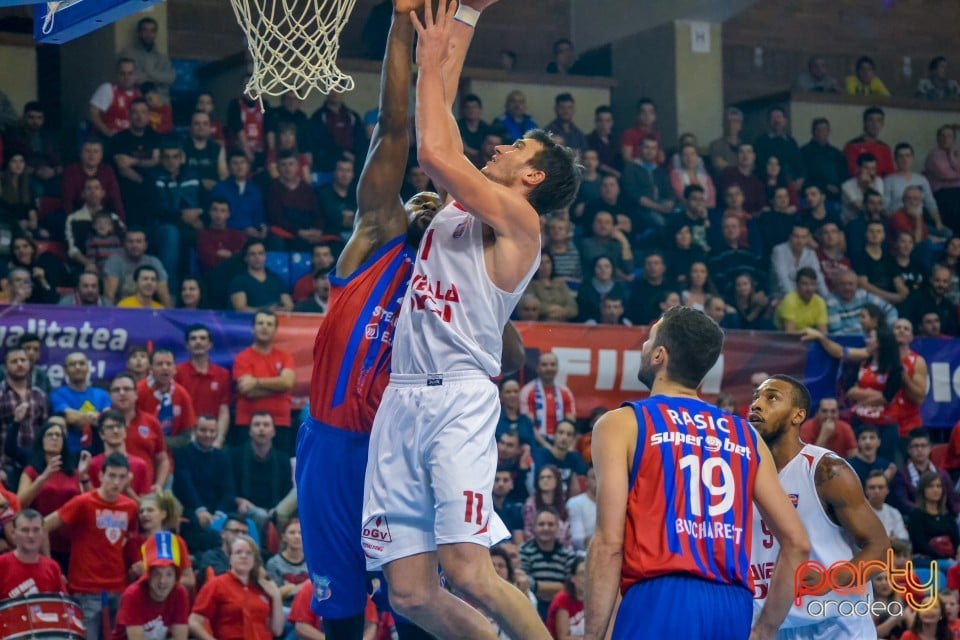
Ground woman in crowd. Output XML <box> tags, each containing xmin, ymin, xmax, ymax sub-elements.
<box><xmin>907</xmin><ymin>472</ymin><xmax>960</xmax><ymax>565</ymax></box>
<box><xmin>489</xmin><ymin>546</ymin><xmax>535</xmax><ymax>639</ymax></box>
<box><xmin>871</xmin><ymin>571</ymin><xmax>908</xmax><ymax>639</ymax></box>
<box><xmin>801</xmin><ymin>324</ymin><xmax>904</xmax><ymax>461</ymax></box>
<box><xmin>669</xmin><ymin>143</ymin><xmax>716</xmax><ymax>208</ymax></box>
<box><xmin>664</xmin><ymin>223</ymin><xmax>706</xmax><ymax>288</ymax></box>
<box><xmin>900</xmin><ymin>595</ymin><xmax>952</xmax><ymax>640</ymax></box>
<box><xmin>681</xmin><ymin>261</ymin><xmax>717</xmax><ymax>311</ymax></box>
<box><xmin>124</xmin><ymin>345</ymin><xmax>151</xmax><ymax>382</ymax></box>
<box><xmin>522</xmin><ymin>465</ymin><xmax>573</xmax><ymax>549</ymax></box>
<box><xmin>265</xmin><ymin>517</ymin><xmax>308</xmax><ymax>605</ymax></box>
<box><xmin>1</xmin><ymin>153</ymin><xmax>41</xmax><ymax>238</ymax></box>
<box><xmin>526</xmin><ymin>251</ymin><xmax>577</xmax><ymax>322</ymax></box>
<box><xmin>131</xmin><ymin>491</ymin><xmax>196</xmax><ymax>591</ymax></box>
<box><xmin>731</xmin><ymin>271</ymin><xmax>774</xmax><ymax>330</ymax></box>
<box><xmin>547</xmin><ymin>557</ymin><xmax>585</xmax><ymax>640</ymax></box>
<box><xmin>17</xmin><ymin>418</ymin><xmax>86</xmax><ymax>570</ymax></box>
<box><xmin>7</xmin><ymin>235</ymin><xmax>66</xmax><ymax>301</ymax></box>
<box><xmin>189</xmin><ymin>535</ymin><xmax>284</xmax><ymax>640</ymax></box>
<box><xmin>575</xmin><ymin>256</ymin><xmax>626</xmax><ymax>323</ymax></box>
<box><xmin>178</xmin><ymin>277</ymin><xmax>205</xmax><ymax>310</ymax></box>
<box><xmin>546</xmin><ymin>217</ymin><xmax>582</xmax><ymax>285</ymax></box>
<box><xmin>759</xmin><ymin>155</ymin><xmax>797</xmax><ymax>209</ymax></box>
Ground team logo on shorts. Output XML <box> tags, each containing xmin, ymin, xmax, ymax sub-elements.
<box><xmin>313</xmin><ymin>575</ymin><xmax>332</xmax><ymax>602</ymax></box>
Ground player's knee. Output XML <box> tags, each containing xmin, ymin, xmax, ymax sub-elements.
<box><xmin>443</xmin><ymin>562</ymin><xmax>499</xmax><ymax>604</ymax></box>
<box><xmin>387</xmin><ymin>581</ymin><xmax>436</xmax><ymax>621</ymax></box>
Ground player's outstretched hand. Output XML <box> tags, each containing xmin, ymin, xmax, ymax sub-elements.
<box><xmin>411</xmin><ymin>0</ymin><xmax>455</xmax><ymax>68</ymax></box>
<box><xmin>394</xmin><ymin>0</ymin><xmax>424</xmax><ymax>13</ymax></box>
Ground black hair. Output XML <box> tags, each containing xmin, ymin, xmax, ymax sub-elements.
<box><xmin>810</xmin><ymin>117</ymin><xmax>829</xmax><ymax>133</ymax></box>
<box><xmin>856</xmin><ymin>56</ymin><xmax>876</xmax><ymax>71</ymax></box>
<box><xmin>650</xmin><ymin>306</ymin><xmax>724</xmax><ymax>389</ymax></box>
<box><xmin>132</xmin><ymin>264</ymin><xmax>159</xmax><ymax>283</ymax></box>
<box><xmin>908</xmin><ymin>428</ymin><xmax>930</xmax><ymax>445</ymax></box>
<box><xmin>150</xmin><ymin>348</ymin><xmax>175</xmax><ymax>364</ymax></box>
<box><xmin>795</xmin><ymin>266</ymin><xmax>818</xmax><ymax>285</ymax></box>
<box><xmin>98</xmin><ymin>409</ymin><xmax>127</xmax><ymax>431</ymax></box>
<box><xmin>683</xmin><ymin>184</ymin><xmax>705</xmax><ymax>200</ymax></box>
<box><xmin>521</xmin><ymin>129</ymin><xmax>581</xmax><ymax>215</ymax></box>
<box><xmin>594</xmin><ymin>105</ymin><xmax>613</xmax><ymax>118</ymax></box>
<box><xmin>30</xmin><ymin>420</ymin><xmax>76</xmax><ymax>476</ymax></box>
<box><xmin>102</xmin><ymin>452</ymin><xmax>130</xmax><ymax>472</ymax></box>
<box><xmin>185</xmin><ymin>323</ymin><xmax>212</xmax><ymax>342</ymax></box>
<box><xmin>243</xmin><ymin>237</ymin><xmax>265</xmax><ymax>257</ymax></box>
<box><xmin>554</xmin><ymin>92</ymin><xmax>574</xmax><ymax>105</ymax></box>
<box><xmin>17</xmin><ymin>333</ymin><xmax>40</xmax><ymax>347</ymax></box>
<box><xmin>862</xmin><ymin>106</ymin><xmax>885</xmax><ymax>122</ymax></box>
<box><xmin>856</xmin><ymin>152</ymin><xmax>878</xmax><ymax>167</ymax></box>
<box><xmin>894</xmin><ymin>142</ymin><xmax>914</xmax><ymax>155</ymax></box>
<box><xmin>553</xmin><ymin>38</ymin><xmax>573</xmax><ymax>55</ymax></box>
<box><xmin>23</xmin><ymin>101</ymin><xmax>43</xmax><ymax>114</ymax></box>
<box><xmin>767</xmin><ymin>374</ymin><xmax>812</xmax><ymax>417</ymax></box>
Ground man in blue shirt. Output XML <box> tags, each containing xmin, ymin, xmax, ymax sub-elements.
<box><xmin>211</xmin><ymin>152</ymin><xmax>266</xmax><ymax>241</ymax></box>
<box><xmin>50</xmin><ymin>352</ymin><xmax>110</xmax><ymax>452</ymax></box>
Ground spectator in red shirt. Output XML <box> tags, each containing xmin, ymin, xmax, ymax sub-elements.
<box><xmin>288</xmin><ymin>581</ymin><xmax>380</xmax><ymax>639</ymax></box>
<box><xmin>108</xmin><ymin>373</ymin><xmax>169</xmax><ymax>491</ymax></box>
<box><xmin>127</xmin><ymin>492</ymin><xmax>196</xmax><ymax>592</ymax></box>
<box><xmin>189</xmin><ymin>534</ymin><xmax>284</xmax><ymax>640</ymax></box>
<box><xmin>0</xmin><ymin>509</ymin><xmax>65</xmax><ymax>598</ymax></box>
<box><xmin>798</xmin><ymin>397</ymin><xmax>858</xmax><ymax>457</ymax></box>
<box><xmin>547</xmin><ymin>557</ymin><xmax>585</xmax><ymax>640</ymax></box>
<box><xmin>0</xmin><ymin>481</ymin><xmax>21</xmax><ymax>551</ymax></box>
<box><xmin>88</xmin><ymin>410</ymin><xmax>152</xmax><ymax>500</ymax></box>
<box><xmin>843</xmin><ymin>107</ymin><xmax>895</xmax><ymax>178</ymax></box>
<box><xmin>176</xmin><ymin>324</ymin><xmax>232</xmax><ymax>446</ymax></box>
<box><xmin>61</xmin><ymin>139</ymin><xmax>126</xmax><ymax>220</ymax></box>
<box><xmin>619</xmin><ymin>97</ymin><xmax>662</xmax><ymax>165</ymax></box>
<box><xmin>44</xmin><ymin>453</ymin><xmax>139</xmax><ymax>640</ymax></box>
<box><xmin>292</xmin><ymin>242</ymin><xmax>336</xmax><ymax>302</ymax></box>
<box><xmin>266</xmin><ymin>150</ymin><xmax>324</xmax><ymax>251</ymax></box>
<box><xmin>136</xmin><ymin>349</ymin><xmax>197</xmax><ymax>448</ymax></box>
<box><xmin>16</xmin><ymin>419</ymin><xmax>86</xmax><ymax>569</ymax></box>
<box><xmin>231</xmin><ymin>310</ymin><xmax>295</xmax><ymax>454</ymax></box>
<box><xmin>196</xmin><ymin>198</ymin><xmax>247</xmax><ymax>274</ymax></box>
<box><xmin>113</xmin><ymin>530</ymin><xmax>190</xmax><ymax>640</ymax></box>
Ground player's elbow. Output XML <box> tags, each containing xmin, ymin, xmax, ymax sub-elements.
<box><xmin>782</xmin><ymin>528</ymin><xmax>812</xmax><ymax>559</ymax></box>
<box><xmin>417</xmin><ymin>142</ymin><xmax>444</xmax><ymax>174</ymax></box>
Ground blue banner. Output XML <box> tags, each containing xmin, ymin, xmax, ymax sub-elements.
<box><xmin>804</xmin><ymin>337</ymin><xmax>960</xmax><ymax>429</ymax></box>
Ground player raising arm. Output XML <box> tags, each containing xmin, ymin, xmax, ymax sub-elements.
<box><xmin>583</xmin><ymin>307</ymin><xmax>810</xmax><ymax>640</ymax></box>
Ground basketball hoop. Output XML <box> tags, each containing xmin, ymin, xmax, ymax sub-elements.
<box><xmin>229</xmin><ymin>0</ymin><xmax>358</xmax><ymax>107</ymax></box>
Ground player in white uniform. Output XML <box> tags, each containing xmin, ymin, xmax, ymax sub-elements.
<box><xmin>361</xmin><ymin>1</ymin><xmax>580</xmax><ymax>639</ymax></box>
<box><xmin>749</xmin><ymin>375</ymin><xmax>889</xmax><ymax>640</ymax></box>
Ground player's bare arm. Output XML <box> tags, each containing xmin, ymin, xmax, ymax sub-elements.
<box><xmin>337</xmin><ymin>0</ymin><xmax>423</xmax><ymax>278</ymax></box>
<box><xmin>410</xmin><ymin>0</ymin><xmax>541</xmax><ymax>290</ymax></box>
<box><xmin>584</xmin><ymin>407</ymin><xmax>635</xmax><ymax>640</ymax></box>
<box><xmin>500</xmin><ymin>321</ymin><xmax>525</xmax><ymax>376</ymax></box>
<box><xmin>813</xmin><ymin>454</ymin><xmax>889</xmax><ymax>588</ymax></box>
<box><xmin>750</xmin><ymin>437</ymin><xmax>812</xmax><ymax>640</ymax></box>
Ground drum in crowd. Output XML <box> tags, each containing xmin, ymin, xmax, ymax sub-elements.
<box><xmin>0</xmin><ymin>593</ymin><xmax>85</xmax><ymax>639</ymax></box>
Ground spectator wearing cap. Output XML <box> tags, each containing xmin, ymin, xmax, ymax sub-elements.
<box><xmin>0</xmin><ymin>509</ymin><xmax>65</xmax><ymax>598</ymax></box>
<box><xmin>114</xmin><ymin>530</ymin><xmax>190</xmax><ymax>640</ymax></box>
<box><xmin>44</xmin><ymin>452</ymin><xmax>138</xmax><ymax>640</ymax></box>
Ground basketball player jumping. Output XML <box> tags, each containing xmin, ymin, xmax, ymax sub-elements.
<box><xmin>360</xmin><ymin>1</ymin><xmax>580</xmax><ymax>639</ymax></box>
<box><xmin>294</xmin><ymin>2</ymin><xmax>506</xmax><ymax>639</ymax></box>
<box><xmin>749</xmin><ymin>375</ymin><xmax>888</xmax><ymax>640</ymax></box>
<box><xmin>584</xmin><ymin>307</ymin><xmax>811</xmax><ymax>640</ymax></box>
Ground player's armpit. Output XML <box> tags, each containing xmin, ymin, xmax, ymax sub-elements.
<box><xmin>816</xmin><ymin>454</ymin><xmax>889</xmax><ymax>582</ymax></box>
<box><xmin>751</xmin><ymin>438</ymin><xmax>811</xmax><ymax>636</ymax></box>
<box><xmin>499</xmin><ymin>321</ymin><xmax>525</xmax><ymax>376</ymax></box>
<box><xmin>583</xmin><ymin>408</ymin><xmax>634</xmax><ymax>640</ymax></box>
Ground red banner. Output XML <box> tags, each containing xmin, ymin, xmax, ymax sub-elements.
<box><xmin>276</xmin><ymin>316</ymin><xmax>808</xmax><ymax>418</ymax></box>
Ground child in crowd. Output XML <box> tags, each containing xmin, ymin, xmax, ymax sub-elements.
<box><xmin>84</xmin><ymin>210</ymin><xmax>123</xmax><ymax>275</ymax></box>
<box><xmin>142</xmin><ymin>82</ymin><xmax>174</xmax><ymax>134</ymax></box>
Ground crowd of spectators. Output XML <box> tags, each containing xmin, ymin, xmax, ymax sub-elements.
<box><xmin>0</xmin><ymin>14</ymin><xmax>959</xmax><ymax>640</ymax></box>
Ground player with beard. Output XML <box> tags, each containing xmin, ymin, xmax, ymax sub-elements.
<box><xmin>749</xmin><ymin>375</ymin><xmax>888</xmax><ymax>640</ymax></box>
<box><xmin>585</xmin><ymin>306</ymin><xmax>810</xmax><ymax>640</ymax></box>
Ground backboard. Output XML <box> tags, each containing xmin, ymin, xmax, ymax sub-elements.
<box><xmin>0</xmin><ymin>0</ymin><xmax>165</xmax><ymax>44</ymax></box>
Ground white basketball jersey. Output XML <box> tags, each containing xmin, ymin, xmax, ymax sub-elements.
<box><xmin>392</xmin><ymin>201</ymin><xmax>539</xmax><ymax>377</ymax></box>
<box><xmin>751</xmin><ymin>444</ymin><xmax>871</xmax><ymax>630</ymax></box>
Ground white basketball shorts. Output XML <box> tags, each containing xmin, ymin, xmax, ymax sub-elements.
<box><xmin>361</xmin><ymin>371</ymin><xmax>509</xmax><ymax>570</ymax></box>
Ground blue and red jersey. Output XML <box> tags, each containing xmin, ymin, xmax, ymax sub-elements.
<box><xmin>309</xmin><ymin>235</ymin><xmax>414</xmax><ymax>433</ymax></box>
<box><xmin>620</xmin><ymin>395</ymin><xmax>760</xmax><ymax>594</ymax></box>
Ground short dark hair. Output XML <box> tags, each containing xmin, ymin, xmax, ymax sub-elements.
<box><xmin>150</xmin><ymin>348</ymin><xmax>174</xmax><ymax>364</ymax></box>
<box><xmin>856</xmin><ymin>56</ymin><xmax>876</xmax><ymax>71</ymax></box>
<box><xmin>553</xmin><ymin>38</ymin><xmax>573</xmax><ymax>55</ymax></box>
<box><xmin>137</xmin><ymin>16</ymin><xmax>158</xmax><ymax>31</ymax></box>
<box><xmin>252</xmin><ymin>309</ymin><xmax>277</xmax><ymax>326</ymax></box>
<box><xmin>521</xmin><ymin>129</ymin><xmax>581</xmax><ymax>215</ymax></box>
<box><xmin>185</xmin><ymin>323</ymin><xmax>212</xmax><ymax>342</ymax></box>
<box><xmin>98</xmin><ymin>409</ymin><xmax>127</xmax><ymax>432</ymax></box>
<box><xmin>636</xmin><ymin>97</ymin><xmax>655</xmax><ymax>111</ymax></box>
<box><xmin>650</xmin><ymin>306</ymin><xmax>723</xmax><ymax>389</ymax></box>
<box><xmin>858</xmin><ymin>424</ymin><xmax>879</xmax><ymax>437</ymax></box>
<box><xmin>862</xmin><ymin>188</ymin><xmax>883</xmax><ymax>203</ymax></box>
<box><xmin>129</xmin><ymin>97</ymin><xmax>148</xmax><ymax>110</ymax></box>
<box><xmin>12</xmin><ymin>508</ymin><xmax>43</xmax><ymax>527</ymax></box>
<box><xmin>795</xmin><ymin>266</ymin><xmax>818</xmax><ymax>284</ymax></box>
<box><xmin>102</xmin><ymin>452</ymin><xmax>130</xmax><ymax>472</ymax></box>
<box><xmin>767</xmin><ymin>106</ymin><xmax>786</xmax><ymax>119</ymax></box>
<box><xmin>243</xmin><ymin>237</ymin><xmax>265</xmax><ymax>257</ymax></box>
<box><xmin>856</xmin><ymin>152</ymin><xmax>877</xmax><ymax>167</ymax></box>
<box><xmin>594</xmin><ymin>105</ymin><xmax>613</xmax><ymax>119</ymax></box>
<box><xmin>17</xmin><ymin>333</ymin><xmax>40</xmax><ymax>347</ymax></box>
<box><xmin>907</xmin><ymin>428</ymin><xmax>930</xmax><ymax>445</ymax></box>
<box><xmin>930</xmin><ymin>56</ymin><xmax>947</xmax><ymax>72</ymax></box>
<box><xmin>4</xmin><ymin>348</ymin><xmax>26</xmax><ymax>365</ymax></box>
<box><xmin>554</xmin><ymin>92</ymin><xmax>574</xmax><ymax>106</ymax></box>
<box><xmin>277</xmin><ymin>149</ymin><xmax>298</xmax><ymax>163</ymax></box>
<box><xmin>862</xmin><ymin>106</ymin><xmax>885</xmax><ymax>122</ymax></box>
<box><xmin>766</xmin><ymin>374</ymin><xmax>812</xmax><ymax>417</ymax></box>
<box><xmin>228</xmin><ymin>150</ymin><xmax>249</xmax><ymax>162</ymax></box>
<box><xmin>683</xmin><ymin>184</ymin><xmax>705</xmax><ymax>200</ymax></box>
<box><xmin>140</xmin><ymin>81</ymin><xmax>159</xmax><ymax>95</ymax></box>
<box><xmin>250</xmin><ymin>410</ymin><xmax>274</xmax><ymax>424</ymax></box>
<box><xmin>117</xmin><ymin>57</ymin><xmax>135</xmax><ymax>69</ymax></box>
<box><xmin>810</xmin><ymin>117</ymin><xmax>829</xmax><ymax>133</ymax></box>
<box><xmin>210</xmin><ymin>197</ymin><xmax>230</xmax><ymax>211</ymax></box>
<box><xmin>132</xmin><ymin>264</ymin><xmax>158</xmax><ymax>282</ymax></box>
<box><xmin>866</xmin><ymin>469</ymin><xmax>889</xmax><ymax>487</ymax></box>
<box><xmin>23</xmin><ymin>101</ymin><xmax>43</xmax><ymax>114</ymax></box>
<box><xmin>462</xmin><ymin>93</ymin><xmax>482</xmax><ymax>108</ymax></box>
<box><xmin>894</xmin><ymin>142</ymin><xmax>913</xmax><ymax>155</ymax></box>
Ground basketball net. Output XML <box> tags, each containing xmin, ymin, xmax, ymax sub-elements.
<box><xmin>229</xmin><ymin>0</ymin><xmax>358</xmax><ymax>108</ymax></box>
<box><xmin>41</xmin><ymin>0</ymin><xmax>83</xmax><ymax>35</ymax></box>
